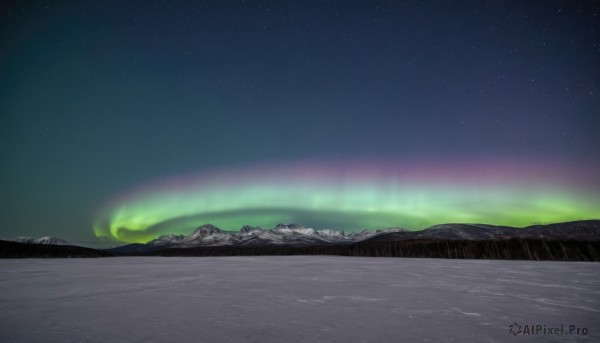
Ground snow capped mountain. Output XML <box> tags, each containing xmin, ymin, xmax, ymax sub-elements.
<box><xmin>347</xmin><ymin>227</ymin><xmax>408</xmax><ymax>241</ymax></box>
<box><xmin>272</xmin><ymin>223</ymin><xmax>319</xmax><ymax>236</ymax></box>
<box><xmin>147</xmin><ymin>234</ymin><xmax>186</xmax><ymax>247</ymax></box>
<box><xmin>36</xmin><ymin>236</ymin><xmax>71</xmax><ymax>245</ymax></box>
<box><xmin>171</xmin><ymin>224</ymin><xmax>238</xmax><ymax>247</ymax></box>
<box><xmin>238</xmin><ymin>225</ymin><xmax>264</xmax><ymax>235</ymax></box>
<box><xmin>11</xmin><ymin>236</ymin><xmax>71</xmax><ymax>245</ymax></box>
<box><xmin>243</xmin><ymin>223</ymin><xmax>358</xmax><ymax>246</ymax></box>
<box><xmin>315</xmin><ymin>229</ymin><xmax>346</xmax><ymax>238</ymax></box>
<box><xmin>191</xmin><ymin>224</ymin><xmax>224</xmax><ymax>237</ymax></box>
<box><xmin>198</xmin><ymin>223</ymin><xmax>406</xmax><ymax>246</ymax></box>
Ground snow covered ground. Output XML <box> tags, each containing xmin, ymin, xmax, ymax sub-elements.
<box><xmin>0</xmin><ymin>257</ymin><xmax>598</xmax><ymax>342</ymax></box>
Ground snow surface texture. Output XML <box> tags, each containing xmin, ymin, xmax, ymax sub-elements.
<box><xmin>0</xmin><ymin>257</ymin><xmax>598</xmax><ymax>343</ymax></box>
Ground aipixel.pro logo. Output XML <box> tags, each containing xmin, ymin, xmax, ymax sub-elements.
<box><xmin>509</xmin><ymin>322</ymin><xmax>588</xmax><ymax>336</ymax></box>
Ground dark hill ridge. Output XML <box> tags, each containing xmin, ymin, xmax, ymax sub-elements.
<box><xmin>367</xmin><ymin>220</ymin><xmax>600</xmax><ymax>242</ymax></box>
<box><xmin>0</xmin><ymin>240</ymin><xmax>112</xmax><ymax>258</ymax></box>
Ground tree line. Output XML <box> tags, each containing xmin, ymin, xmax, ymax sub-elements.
<box><xmin>147</xmin><ymin>238</ymin><xmax>600</xmax><ymax>261</ymax></box>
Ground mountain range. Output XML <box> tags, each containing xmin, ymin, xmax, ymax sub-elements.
<box><xmin>367</xmin><ymin>221</ymin><xmax>600</xmax><ymax>242</ymax></box>
<box><xmin>2</xmin><ymin>220</ymin><xmax>599</xmax><ymax>260</ymax></box>
<box><xmin>9</xmin><ymin>236</ymin><xmax>72</xmax><ymax>245</ymax></box>
<box><xmin>106</xmin><ymin>220</ymin><xmax>600</xmax><ymax>255</ymax></box>
<box><xmin>106</xmin><ymin>223</ymin><xmax>407</xmax><ymax>254</ymax></box>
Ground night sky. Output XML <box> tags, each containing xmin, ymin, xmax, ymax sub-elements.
<box><xmin>1</xmin><ymin>1</ymin><xmax>599</xmax><ymax>244</ymax></box>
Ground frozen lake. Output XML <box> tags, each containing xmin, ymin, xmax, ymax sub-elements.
<box><xmin>1</xmin><ymin>256</ymin><xmax>598</xmax><ymax>342</ymax></box>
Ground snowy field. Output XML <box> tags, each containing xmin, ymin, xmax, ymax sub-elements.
<box><xmin>0</xmin><ymin>257</ymin><xmax>598</xmax><ymax>343</ymax></box>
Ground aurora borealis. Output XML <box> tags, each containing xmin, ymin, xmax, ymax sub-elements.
<box><xmin>93</xmin><ymin>159</ymin><xmax>600</xmax><ymax>243</ymax></box>
<box><xmin>1</xmin><ymin>1</ymin><xmax>599</xmax><ymax>245</ymax></box>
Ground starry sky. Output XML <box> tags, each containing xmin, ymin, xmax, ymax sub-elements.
<box><xmin>1</xmin><ymin>1</ymin><xmax>599</xmax><ymax>244</ymax></box>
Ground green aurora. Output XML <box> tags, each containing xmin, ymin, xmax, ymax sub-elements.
<box><xmin>93</xmin><ymin>162</ymin><xmax>600</xmax><ymax>243</ymax></box>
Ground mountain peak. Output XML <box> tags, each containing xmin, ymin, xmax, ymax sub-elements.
<box><xmin>193</xmin><ymin>224</ymin><xmax>223</xmax><ymax>236</ymax></box>
<box><xmin>274</xmin><ymin>223</ymin><xmax>301</xmax><ymax>229</ymax></box>
<box><xmin>148</xmin><ymin>234</ymin><xmax>186</xmax><ymax>246</ymax></box>
<box><xmin>240</xmin><ymin>225</ymin><xmax>263</xmax><ymax>234</ymax></box>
